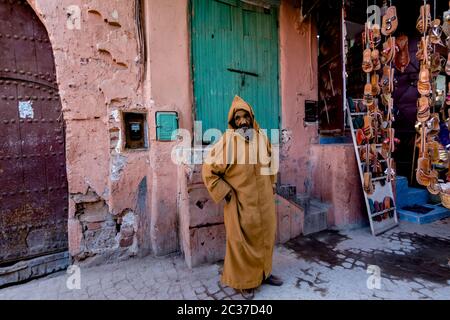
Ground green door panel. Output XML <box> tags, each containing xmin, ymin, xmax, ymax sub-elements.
<box><xmin>191</xmin><ymin>0</ymin><xmax>280</xmax><ymax>142</ymax></box>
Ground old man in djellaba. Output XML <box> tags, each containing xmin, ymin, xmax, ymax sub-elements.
<box><xmin>202</xmin><ymin>95</ymin><xmax>283</xmax><ymax>300</ymax></box>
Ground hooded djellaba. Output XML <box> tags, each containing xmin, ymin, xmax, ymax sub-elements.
<box><xmin>202</xmin><ymin>95</ymin><xmax>280</xmax><ymax>295</ymax></box>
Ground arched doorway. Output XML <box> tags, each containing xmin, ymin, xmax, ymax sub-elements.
<box><xmin>0</xmin><ymin>0</ymin><xmax>68</xmax><ymax>266</ymax></box>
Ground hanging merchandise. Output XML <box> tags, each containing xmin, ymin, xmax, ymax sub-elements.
<box><xmin>414</xmin><ymin>0</ymin><xmax>445</xmax><ymax>198</ymax></box>
<box><xmin>347</xmin><ymin>0</ymin><xmax>399</xmax><ymax>236</ymax></box>
<box><xmin>439</xmin><ymin>1</ymin><xmax>450</xmax><ymax>208</ymax></box>
<box><xmin>444</xmin><ymin>3</ymin><xmax>450</xmax><ymax>48</ymax></box>
<box><xmin>394</xmin><ymin>35</ymin><xmax>410</xmax><ymax>73</ymax></box>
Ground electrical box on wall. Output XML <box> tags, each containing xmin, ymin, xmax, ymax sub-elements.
<box><xmin>124</xmin><ymin>112</ymin><xmax>147</xmax><ymax>149</ymax></box>
<box><xmin>156</xmin><ymin>111</ymin><xmax>178</xmax><ymax>141</ymax></box>
<box><xmin>304</xmin><ymin>100</ymin><xmax>318</xmax><ymax>123</ymax></box>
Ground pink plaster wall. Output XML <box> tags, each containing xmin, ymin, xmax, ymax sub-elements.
<box><xmin>27</xmin><ymin>0</ymin><xmax>151</xmax><ymax>262</ymax></box>
<box><xmin>145</xmin><ymin>0</ymin><xmax>193</xmax><ymax>255</ymax></box>
<box><xmin>310</xmin><ymin>144</ymin><xmax>367</xmax><ymax>228</ymax></box>
<box><xmin>279</xmin><ymin>0</ymin><xmax>319</xmax><ymax>194</ymax></box>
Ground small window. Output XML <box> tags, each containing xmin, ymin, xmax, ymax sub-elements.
<box><xmin>124</xmin><ymin>112</ymin><xmax>147</xmax><ymax>149</ymax></box>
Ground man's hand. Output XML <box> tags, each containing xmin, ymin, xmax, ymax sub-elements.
<box><xmin>272</xmin><ymin>184</ymin><xmax>277</xmax><ymax>194</ymax></box>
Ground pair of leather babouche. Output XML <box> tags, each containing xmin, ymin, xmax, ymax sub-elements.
<box><xmin>369</xmin><ymin>197</ymin><xmax>395</xmax><ymax>222</ymax></box>
<box><xmin>414</xmin><ymin>3</ymin><xmax>450</xmax><ymax>195</ymax></box>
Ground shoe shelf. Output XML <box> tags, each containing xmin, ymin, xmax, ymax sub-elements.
<box><xmin>372</xmin><ymin>175</ymin><xmax>388</xmax><ymax>182</ymax></box>
<box><xmin>346</xmin><ymin>100</ymin><xmax>399</xmax><ymax>236</ymax></box>
<box><xmin>371</xmin><ymin>207</ymin><xmax>396</xmax><ymax>218</ymax></box>
<box><xmin>357</xmin><ymin>143</ymin><xmax>382</xmax><ymax>148</ymax></box>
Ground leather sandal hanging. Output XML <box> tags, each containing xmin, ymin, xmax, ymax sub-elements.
<box><xmin>381</xmin><ymin>6</ymin><xmax>398</xmax><ymax>36</ymax></box>
<box><xmin>372</xmin><ymin>145</ymin><xmax>383</xmax><ymax>177</ymax></box>
<box><xmin>370</xmin><ymin>24</ymin><xmax>382</xmax><ymax>48</ymax></box>
<box><xmin>371</xmin><ymin>73</ymin><xmax>381</xmax><ymax>96</ymax></box>
<box><xmin>416</xmin><ymin>4</ymin><xmax>431</xmax><ymax>34</ymax></box>
<box><xmin>394</xmin><ymin>35</ymin><xmax>410</xmax><ymax>73</ymax></box>
<box><xmin>381</xmin><ymin>37</ymin><xmax>396</xmax><ymax>64</ymax></box>
<box><xmin>443</xmin><ymin>7</ymin><xmax>450</xmax><ymax>47</ymax></box>
<box><xmin>445</xmin><ymin>52</ymin><xmax>450</xmax><ymax>75</ymax></box>
<box><xmin>363</xmin><ymin>114</ymin><xmax>374</xmax><ymax>140</ymax></box>
<box><xmin>371</xmin><ymin>49</ymin><xmax>381</xmax><ymax>71</ymax></box>
<box><xmin>417</xmin><ymin>95</ymin><xmax>431</xmax><ymax>122</ymax></box>
<box><xmin>430</xmin><ymin>19</ymin><xmax>444</xmax><ymax>46</ymax></box>
<box><xmin>416</xmin><ymin>125</ymin><xmax>432</xmax><ymax>186</ymax></box>
<box><xmin>418</xmin><ymin>64</ymin><xmax>431</xmax><ymax>96</ymax></box>
<box><xmin>385</xmin><ymin>158</ymin><xmax>396</xmax><ymax>182</ymax></box>
<box><xmin>381</xmin><ymin>65</ymin><xmax>394</xmax><ymax>94</ymax></box>
<box><xmin>363</xmin><ymin>143</ymin><xmax>375</xmax><ymax>195</ymax></box>
<box><xmin>362</xmin><ymin>48</ymin><xmax>373</xmax><ymax>73</ymax></box>
<box><xmin>430</xmin><ymin>52</ymin><xmax>445</xmax><ymax>76</ymax></box>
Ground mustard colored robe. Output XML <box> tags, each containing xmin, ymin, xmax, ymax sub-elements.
<box><xmin>202</xmin><ymin>96</ymin><xmax>277</xmax><ymax>290</ymax></box>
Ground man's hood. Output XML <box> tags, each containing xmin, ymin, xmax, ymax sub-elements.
<box><xmin>227</xmin><ymin>95</ymin><xmax>260</xmax><ymax>131</ymax></box>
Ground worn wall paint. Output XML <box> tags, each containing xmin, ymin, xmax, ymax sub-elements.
<box><xmin>144</xmin><ymin>0</ymin><xmax>193</xmax><ymax>255</ymax></box>
<box><xmin>310</xmin><ymin>144</ymin><xmax>367</xmax><ymax>228</ymax></box>
<box><xmin>279</xmin><ymin>0</ymin><xmax>319</xmax><ymax>194</ymax></box>
<box><xmin>27</xmin><ymin>0</ymin><xmax>150</xmax><ymax>264</ymax></box>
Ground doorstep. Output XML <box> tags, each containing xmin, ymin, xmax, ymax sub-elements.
<box><xmin>0</xmin><ymin>251</ymin><xmax>69</xmax><ymax>288</ymax></box>
<box><xmin>398</xmin><ymin>204</ymin><xmax>450</xmax><ymax>224</ymax></box>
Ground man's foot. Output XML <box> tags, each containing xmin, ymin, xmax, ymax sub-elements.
<box><xmin>262</xmin><ymin>274</ymin><xmax>283</xmax><ymax>286</ymax></box>
<box><xmin>238</xmin><ymin>288</ymin><xmax>255</xmax><ymax>300</ymax></box>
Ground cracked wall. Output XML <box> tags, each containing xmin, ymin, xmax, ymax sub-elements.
<box><xmin>70</xmin><ymin>188</ymin><xmax>139</xmax><ymax>265</ymax></box>
<box><xmin>27</xmin><ymin>0</ymin><xmax>151</xmax><ymax>264</ymax></box>
<box><xmin>26</xmin><ymin>0</ymin><xmax>193</xmax><ymax>264</ymax></box>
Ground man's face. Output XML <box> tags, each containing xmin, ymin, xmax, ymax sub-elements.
<box><xmin>233</xmin><ymin>110</ymin><xmax>252</xmax><ymax>130</ymax></box>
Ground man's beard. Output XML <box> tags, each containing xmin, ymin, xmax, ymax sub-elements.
<box><xmin>236</xmin><ymin>125</ymin><xmax>254</xmax><ymax>141</ymax></box>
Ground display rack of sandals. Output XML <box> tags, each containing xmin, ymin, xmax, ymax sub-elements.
<box><xmin>347</xmin><ymin>2</ymin><xmax>398</xmax><ymax>236</ymax></box>
<box><xmin>443</xmin><ymin>3</ymin><xmax>450</xmax><ymax>208</ymax></box>
<box><xmin>415</xmin><ymin>1</ymin><xmax>450</xmax><ymax>207</ymax></box>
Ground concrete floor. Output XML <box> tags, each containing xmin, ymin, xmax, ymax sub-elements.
<box><xmin>0</xmin><ymin>218</ymin><xmax>449</xmax><ymax>300</ymax></box>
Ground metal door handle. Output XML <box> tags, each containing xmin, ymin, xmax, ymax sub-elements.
<box><xmin>226</xmin><ymin>68</ymin><xmax>259</xmax><ymax>77</ymax></box>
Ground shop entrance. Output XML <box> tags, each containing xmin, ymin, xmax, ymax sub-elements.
<box><xmin>191</xmin><ymin>0</ymin><xmax>280</xmax><ymax>142</ymax></box>
<box><xmin>0</xmin><ymin>1</ymin><xmax>68</xmax><ymax>266</ymax></box>
<box><xmin>345</xmin><ymin>0</ymin><xmax>449</xmax><ymax>186</ymax></box>
<box><xmin>343</xmin><ymin>0</ymin><xmax>450</xmax><ymax>226</ymax></box>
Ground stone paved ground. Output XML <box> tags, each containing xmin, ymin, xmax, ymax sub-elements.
<box><xmin>1</xmin><ymin>218</ymin><xmax>449</xmax><ymax>300</ymax></box>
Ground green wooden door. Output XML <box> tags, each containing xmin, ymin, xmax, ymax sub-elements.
<box><xmin>191</xmin><ymin>0</ymin><xmax>280</xmax><ymax>142</ymax></box>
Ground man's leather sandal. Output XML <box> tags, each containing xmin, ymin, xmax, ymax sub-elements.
<box><xmin>262</xmin><ymin>275</ymin><xmax>284</xmax><ymax>286</ymax></box>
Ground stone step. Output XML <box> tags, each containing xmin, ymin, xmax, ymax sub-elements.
<box><xmin>395</xmin><ymin>176</ymin><xmax>409</xmax><ymax>196</ymax></box>
<box><xmin>0</xmin><ymin>251</ymin><xmax>69</xmax><ymax>288</ymax></box>
<box><xmin>295</xmin><ymin>193</ymin><xmax>310</xmax><ymax>210</ymax></box>
<box><xmin>296</xmin><ymin>195</ymin><xmax>329</xmax><ymax>235</ymax></box>
<box><xmin>398</xmin><ymin>204</ymin><xmax>450</xmax><ymax>224</ymax></box>
<box><xmin>396</xmin><ymin>186</ymin><xmax>430</xmax><ymax>209</ymax></box>
<box><xmin>395</xmin><ymin>176</ymin><xmax>429</xmax><ymax>209</ymax></box>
